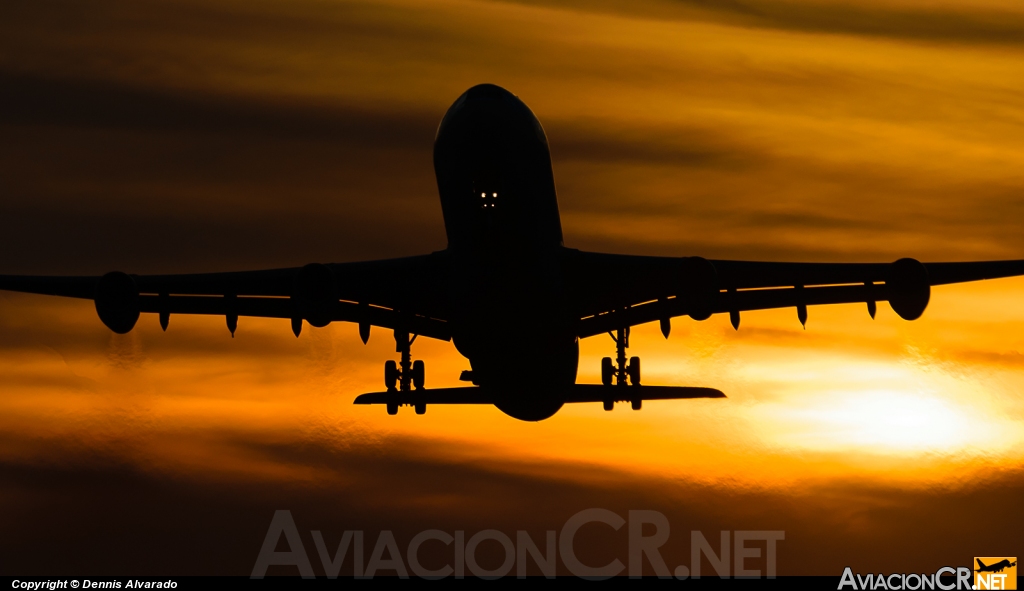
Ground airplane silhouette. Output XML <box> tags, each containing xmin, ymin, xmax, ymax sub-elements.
<box><xmin>4</xmin><ymin>83</ymin><xmax>1024</xmax><ymax>421</ymax></box>
<box><xmin>976</xmin><ymin>559</ymin><xmax>1016</xmax><ymax>573</ymax></box>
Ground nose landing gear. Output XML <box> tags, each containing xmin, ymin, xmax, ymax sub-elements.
<box><xmin>384</xmin><ymin>330</ymin><xmax>426</xmax><ymax>415</ymax></box>
<box><xmin>601</xmin><ymin>326</ymin><xmax>641</xmax><ymax>411</ymax></box>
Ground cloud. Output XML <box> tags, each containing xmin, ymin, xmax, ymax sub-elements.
<box><xmin>0</xmin><ymin>71</ymin><xmax>448</xmax><ymax>273</ymax></box>
<box><xmin>514</xmin><ymin>0</ymin><xmax>1024</xmax><ymax>45</ymax></box>
<box><xmin>0</xmin><ymin>72</ymin><xmax>438</xmax><ymax>146</ymax></box>
<box><xmin>2</xmin><ymin>431</ymin><xmax>1022</xmax><ymax>575</ymax></box>
<box><xmin>2</xmin><ymin>0</ymin><xmax>1024</xmax><ymax>576</ymax></box>
<box><xmin>678</xmin><ymin>0</ymin><xmax>1024</xmax><ymax>45</ymax></box>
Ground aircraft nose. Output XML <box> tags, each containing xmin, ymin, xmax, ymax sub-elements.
<box><xmin>456</xmin><ymin>84</ymin><xmax>521</xmax><ymax>119</ymax></box>
<box><xmin>435</xmin><ymin>83</ymin><xmax>548</xmax><ymax>153</ymax></box>
<box><xmin>437</xmin><ymin>84</ymin><xmax>532</xmax><ymax>142</ymax></box>
<box><xmin>463</xmin><ymin>83</ymin><xmax>516</xmax><ymax>102</ymax></box>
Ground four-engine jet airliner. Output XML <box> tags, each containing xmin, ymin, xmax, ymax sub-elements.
<box><xmin>976</xmin><ymin>559</ymin><xmax>1017</xmax><ymax>573</ymax></box>
<box><xmin>4</xmin><ymin>84</ymin><xmax>1024</xmax><ymax>421</ymax></box>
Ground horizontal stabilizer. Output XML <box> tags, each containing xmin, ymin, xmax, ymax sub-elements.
<box><xmin>563</xmin><ymin>384</ymin><xmax>725</xmax><ymax>403</ymax></box>
<box><xmin>354</xmin><ymin>384</ymin><xmax>725</xmax><ymax>406</ymax></box>
<box><xmin>354</xmin><ymin>388</ymin><xmax>495</xmax><ymax>405</ymax></box>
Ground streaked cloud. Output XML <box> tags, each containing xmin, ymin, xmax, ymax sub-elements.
<box><xmin>2</xmin><ymin>0</ymin><xmax>1024</xmax><ymax>574</ymax></box>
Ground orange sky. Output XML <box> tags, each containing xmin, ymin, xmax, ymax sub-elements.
<box><xmin>1</xmin><ymin>0</ymin><xmax>1023</xmax><ymax>576</ymax></box>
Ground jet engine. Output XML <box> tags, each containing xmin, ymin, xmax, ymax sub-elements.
<box><xmin>95</xmin><ymin>271</ymin><xmax>140</xmax><ymax>334</ymax></box>
<box><xmin>679</xmin><ymin>256</ymin><xmax>718</xmax><ymax>321</ymax></box>
<box><xmin>292</xmin><ymin>263</ymin><xmax>337</xmax><ymax>328</ymax></box>
<box><xmin>887</xmin><ymin>257</ymin><xmax>930</xmax><ymax>320</ymax></box>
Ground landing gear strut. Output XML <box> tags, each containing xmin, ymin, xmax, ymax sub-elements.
<box><xmin>384</xmin><ymin>330</ymin><xmax>425</xmax><ymax>415</ymax></box>
<box><xmin>601</xmin><ymin>326</ymin><xmax>641</xmax><ymax>411</ymax></box>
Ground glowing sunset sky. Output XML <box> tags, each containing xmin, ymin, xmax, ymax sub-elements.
<box><xmin>1</xmin><ymin>0</ymin><xmax>1023</xmax><ymax>575</ymax></box>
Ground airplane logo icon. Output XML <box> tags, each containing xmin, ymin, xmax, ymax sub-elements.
<box><xmin>974</xmin><ymin>557</ymin><xmax>1017</xmax><ymax>591</ymax></box>
<box><xmin>977</xmin><ymin>559</ymin><xmax>1017</xmax><ymax>574</ymax></box>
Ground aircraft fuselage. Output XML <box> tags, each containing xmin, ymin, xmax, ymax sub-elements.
<box><xmin>433</xmin><ymin>84</ymin><xmax>576</xmax><ymax>420</ymax></box>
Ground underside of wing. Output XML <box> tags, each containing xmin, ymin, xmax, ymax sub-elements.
<box><xmin>566</xmin><ymin>249</ymin><xmax>1024</xmax><ymax>338</ymax></box>
<box><xmin>0</xmin><ymin>252</ymin><xmax>452</xmax><ymax>340</ymax></box>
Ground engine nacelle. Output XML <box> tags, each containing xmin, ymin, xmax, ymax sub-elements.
<box><xmin>887</xmin><ymin>257</ymin><xmax>930</xmax><ymax>320</ymax></box>
<box><xmin>678</xmin><ymin>256</ymin><xmax>718</xmax><ymax>321</ymax></box>
<box><xmin>95</xmin><ymin>271</ymin><xmax>140</xmax><ymax>334</ymax></box>
<box><xmin>292</xmin><ymin>263</ymin><xmax>337</xmax><ymax>328</ymax></box>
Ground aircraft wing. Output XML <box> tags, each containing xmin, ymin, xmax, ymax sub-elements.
<box><xmin>567</xmin><ymin>250</ymin><xmax>1024</xmax><ymax>338</ymax></box>
<box><xmin>0</xmin><ymin>253</ymin><xmax>452</xmax><ymax>340</ymax></box>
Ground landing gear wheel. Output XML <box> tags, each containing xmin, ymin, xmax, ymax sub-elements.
<box><xmin>387</xmin><ymin>401</ymin><xmax>399</xmax><ymax>415</ymax></box>
<box><xmin>384</xmin><ymin>360</ymin><xmax>398</xmax><ymax>391</ymax></box>
<box><xmin>601</xmin><ymin>357</ymin><xmax>613</xmax><ymax>386</ymax></box>
<box><xmin>415</xmin><ymin>403</ymin><xmax>426</xmax><ymax>415</ymax></box>
<box><xmin>631</xmin><ymin>398</ymin><xmax>642</xmax><ymax>411</ymax></box>
<box><xmin>603</xmin><ymin>399</ymin><xmax>614</xmax><ymax>411</ymax></box>
<box><xmin>628</xmin><ymin>356</ymin><xmax>641</xmax><ymax>386</ymax></box>
<box><xmin>412</xmin><ymin>360</ymin><xmax>425</xmax><ymax>389</ymax></box>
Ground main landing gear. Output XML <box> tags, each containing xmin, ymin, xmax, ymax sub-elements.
<box><xmin>601</xmin><ymin>326</ymin><xmax>641</xmax><ymax>411</ymax></box>
<box><xmin>384</xmin><ymin>330</ymin><xmax>425</xmax><ymax>415</ymax></box>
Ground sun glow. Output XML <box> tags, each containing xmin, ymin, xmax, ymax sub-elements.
<box><xmin>765</xmin><ymin>390</ymin><xmax>974</xmax><ymax>452</ymax></box>
<box><xmin>5</xmin><ymin>0</ymin><xmax>1024</xmax><ymax>571</ymax></box>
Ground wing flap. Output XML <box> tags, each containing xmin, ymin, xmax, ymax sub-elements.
<box><xmin>0</xmin><ymin>253</ymin><xmax>451</xmax><ymax>339</ymax></box>
<box><xmin>137</xmin><ymin>295</ymin><xmax>451</xmax><ymax>340</ymax></box>
<box><xmin>578</xmin><ymin>283</ymin><xmax>886</xmax><ymax>338</ymax></box>
<box><xmin>569</xmin><ymin>250</ymin><xmax>1024</xmax><ymax>336</ymax></box>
